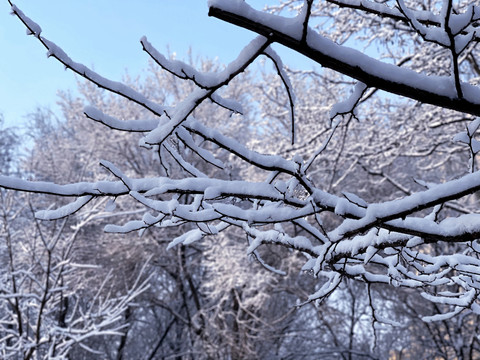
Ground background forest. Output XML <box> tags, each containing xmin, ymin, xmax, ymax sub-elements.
<box><xmin>2</xmin><ymin>0</ymin><xmax>480</xmax><ymax>359</ymax></box>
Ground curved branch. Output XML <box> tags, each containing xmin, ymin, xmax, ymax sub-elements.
<box><xmin>209</xmin><ymin>1</ymin><xmax>480</xmax><ymax>116</ymax></box>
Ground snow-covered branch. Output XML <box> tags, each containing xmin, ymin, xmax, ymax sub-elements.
<box><xmin>6</xmin><ymin>0</ymin><xmax>480</xmax><ymax>331</ymax></box>
<box><xmin>208</xmin><ymin>0</ymin><xmax>480</xmax><ymax>116</ymax></box>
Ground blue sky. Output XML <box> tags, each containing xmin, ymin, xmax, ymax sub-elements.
<box><xmin>0</xmin><ymin>1</ymin><xmax>315</xmax><ymax>128</ymax></box>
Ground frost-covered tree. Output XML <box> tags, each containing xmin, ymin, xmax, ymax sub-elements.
<box><xmin>4</xmin><ymin>1</ymin><xmax>480</xmax><ymax>357</ymax></box>
<box><xmin>0</xmin><ymin>127</ymin><xmax>149</xmax><ymax>359</ymax></box>
<box><xmin>20</xmin><ymin>61</ymin><xmax>316</xmax><ymax>359</ymax></box>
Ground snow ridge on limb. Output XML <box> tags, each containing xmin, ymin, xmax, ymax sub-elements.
<box><xmin>9</xmin><ymin>1</ymin><xmax>167</xmax><ymax>118</ymax></box>
<box><xmin>141</xmin><ymin>36</ymin><xmax>244</xmax><ymax>114</ymax></box>
<box><xmin>84</xmin><ymin>106</ymin><xmax>160</xmax><ymax>132</ymax></box>
<box><xmin>208</xmin><ymin>0</ymin><xmax>480</xmax><ymax>116</ymax></box>
<box><xmin>142</xmin><ymin>36</ymin><xmax>270</xmax><ymax>146</ymax></box>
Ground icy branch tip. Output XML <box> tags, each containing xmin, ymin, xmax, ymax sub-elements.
<box><xmin>10</xmin><ymin>4</ymin><xmax>42</xmax><ymax>37</ymax></box>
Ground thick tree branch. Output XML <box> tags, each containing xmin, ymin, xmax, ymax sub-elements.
<box><xmin>209</xmin><ymin>1</ymin><xmax>480</xmax><ymax>116</ymax></box>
